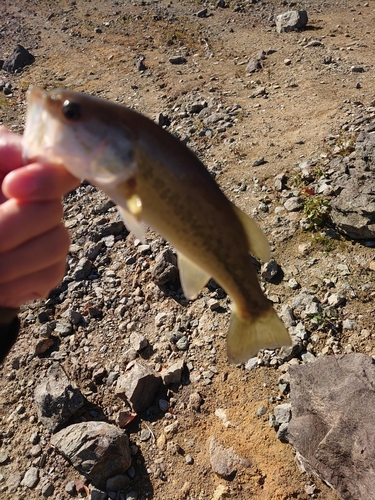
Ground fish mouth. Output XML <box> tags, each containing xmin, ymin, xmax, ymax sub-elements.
<box><xmin>22</xmin><ymin>86</ymin><xmax>64</xmax><ymax>166</ymax></box>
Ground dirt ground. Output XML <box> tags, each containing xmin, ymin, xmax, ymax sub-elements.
<box><xmin>1</xmin><ymin>1</ymin><xmax>375</xmax><ymax>499</ymax></box>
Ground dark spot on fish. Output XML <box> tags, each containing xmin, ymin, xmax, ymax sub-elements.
<box><xmin>62</xmin><ymin>100</ymin><xmax>82</xmax><ymax>121</ymax></box>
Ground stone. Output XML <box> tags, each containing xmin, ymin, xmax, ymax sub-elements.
<box><xmin>41</xmin><ymin>481</ymin><xmax>54</xmax><ymax>497</ymax></box>
<box><xmin>261</xmin><ymin>259</ymin><xmax>279</xmax><ymax>281</ymax></box>
<box><xmin>209</xmin><ymin>436</ymin><xmax>249</xmax><ymax>479</ymax></box>
<box><xmin>331</xmin><ymin>132</ymin><xmax>375</xmax><ymax>240</ymax></box>
<box><xmin>129</xmin><ymin>332</ymin><xmax>148</xmax><ymax>351</ymax></box>
<box><xmin>6</xmin><ymin>472</ymin><xmax>22</xmax><ymax>493</ymax></box>
<box><xmin>115</xmin><ymin>361</ymin><xmax>161</xmax><ymax>412</ymax></box>
<box><xmin>162</xmin><ymin>359</ymin><xmax>185</xmax><ymax>385</ymax></box>
<box><xmin>151</xmin><ymin>249</ymin><xmax>179</xmax><ymax>285</ymax></box>
<box><xmin>169</xmin><ymin>56</ymin><xmax>187</xmax><ymax>65</ymax></box>
<box><xmin>20</xmin><ymin>467</ymin><xmax>39</xmax><ymax>488</ymax></box>
<box><xmin>275</xmin><ymin>10</ymin><xmax>308</xmax><ymax>33</ymax></box>
<box><xmin>284</xmin><ymin>196</ymin><xmax>302</xmax><ymax>212</ymax></box>
<box><xmin>288</xmin><ymin>354</ymin><xmax>375</xmax><ymax>500</ymax></box>
<box><xmin>273</xmin><ymin>403</ymin><xmax>291</xmax><ymax>425</ymax></box>
<box><xmin>90</xmin><ymin>487</ymin><xmax>108</xmax><ymax>500</ymax></box>
<box><xmin>3</xmin><ymin>44</ymin><xmax>35</xmax><ymax>73</ymax></box>
<box><xmin>245</xmin><ymin>58</ymin><xmax>262</xmax><ymax>74</ymax></box>
<box><xmin>51</xmin><ymin>421</ymin><xmax>131</xmax><ymax>490</ymax></box>
<box><xmin>106</xmin><ymin>474</ymin><xmax>130</xmax><ymax>491</ymax></box>
<box><xmin>34</xmin><ymin>363</ymin><xmax>84</xmax><ymax>432</ymax></box>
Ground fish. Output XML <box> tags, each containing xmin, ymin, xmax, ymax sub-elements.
<box><xmin>22</xmin><ymin>86</ymin><xmax>291</xmax><ymax>363</ymax></box>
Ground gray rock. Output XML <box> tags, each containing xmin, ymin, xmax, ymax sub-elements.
<box><xmin>245</xmin><ymin>58</ymin><xmax>262</xmax><ymax>74</ymax></box>
<box><xmin>20</xmin><ymin>466</ymin><xmax>39</xmax><ymax>488</ymax></box>
<box><xmin>51</xmin><ymin>421</ymin><xmax>131</xmax><ymax>490</ymax></box>
<box><xmin>151</xmin><ymin>249</ymin><xmax>179</xmax><ymax>285</ymax></box>
<box><xmin>6</xmin><ymin>471</ymin><xmax>21</xmax><ymax>492</ymax></box>
<box><xmin>331</xmin><ymin>132</ymin><xmax>375</xmax><ymax>240</ymax></box>
<box><xmin>115</xmin><ymin>361</ymin><xmax>161</xmax><ymax>412</ymax></box>
<box><xmin>73</xmin><ymin>258</ymin><xmax>92</xmax><ymax>280</ymax></box>
<box><xmin>34</xmin><ymin>363</ymin><xmax>84</xmax><ymax>432</ymax></box>
<box><xmin>276</xmin><ymin>10</ymin><xmax>308</xmax><ymax>33</ymax></box>
<box><xmin>3</xmin><ymin>44</ymin><xmax>35</xmax><ymax>73</ymax></box>
<box><xmin>261</xmin><ymin>259</ymin><xmax>279</xmax><ymax>281</ymax></box>
<box><xmin>284</xmin><ymin>196</ymin><xmax>302</xmax><ymax>212</ymax></box>
<box><xmin>105</xmin><ymin>474</ymin><xmax>130</xmax><ymax>491</ymax></box>
<box><xmin>162</xmin><ymin>359</ymin><xmax>185</xmax><ymax>385</ymax></box>
<box><xmin>274</xmin><ymin>403</ymin><xmax>292</xmax><ymax>425</ymax></box>
<box><xmin>41</xmin><ymin>481</ymin><xmax>54</xmax><ymax>497</ymax></box>
<box><xmin>288</xmin><ymin>354</ymin><xmax>375</xmax><ymax>500</ymax></box>
<box><xmin>209</xmin><ymin>436</ymin><xmax>249</xmax><ymax>479</ymax></box>
<box><xmin>129</xmin><ymin>332</ymin><xmax>148</xmax><ymax>351</ymax></box>
<box><xmin>169</xmin><ymin>56</ymin><xmax>187</xmax><ymax>65</ymax></box>
<box><xmin>54</xmin><ymin>319</ymin><xmax>73</xmax><ymax>337</ymax></box>
<box><xmin>90</xmin><ymin>487</ymin><xmax>108</xmax><ymax>500</ymax></box>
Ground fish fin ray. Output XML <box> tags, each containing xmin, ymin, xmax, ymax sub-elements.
<box><xmin>231</xmin><ymin>203</ymin><xmax>270</xmax><ymax>262</ymax></box>
<box><xmin>177</xmin><ymin>252</ymin><xmax>211</xmax><ymax>300</ymax></box>
<box><xmin>118</xmin><ymin>206</ymin><xmax>145</xmax><ymax>241</ymax></box>
<box><xmin>227</xmin><ymin>307</ymin><xmax>291</xmax><ymax>364</ymax></box>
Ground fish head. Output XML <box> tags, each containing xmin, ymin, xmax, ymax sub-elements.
<box><xmin>22</xmin><ymin>87</ymin><xmax>136</xmax><ymax>186</ymax></box>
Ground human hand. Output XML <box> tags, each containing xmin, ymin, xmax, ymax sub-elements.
<box><xmin>0</xmin><ymin>127</ymin><xmax>79</xmax><ymax>308</ymax></box>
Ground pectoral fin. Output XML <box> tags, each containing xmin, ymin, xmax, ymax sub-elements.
<box><xmin>177</xmin><ymin>252</ymin><xmax>211</xmax><ymax>300</ymax></box>
<box><xmin>231</xmin><ymin>203</ymin><xmax>270</xmax><ymax>262</ymax></box>
<box><xmin>118</xmin><ymin>206</ymin><xmax>145</xmax><ymax>241</ymax></box>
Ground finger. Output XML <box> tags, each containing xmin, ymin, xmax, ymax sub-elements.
<box><xmin>0</xmin><ymin>224</ymin><xmax>70</xmax><ymax>283</ymax></box>
<box><xmin>0</xmin><ymin>260</ymin><xmax>67</xmax><ymax>309</ymax></box>
<box><xmin>0</xmin><ymin>128</ymin><xmax>23</xmax><ymax>174</ymax></box>
<box><xmin>2</xmin><ymin>162</ymin><xmax>79</xmax><ymax>201</ymax></box>
<box><xmin>0</xmin><ymin>198</ymin><xmax>63</xmax><ymax>253</ymax></box>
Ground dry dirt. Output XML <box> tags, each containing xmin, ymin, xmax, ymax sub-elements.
<box><xmin>1</xmin><ymin>1</ymin><xmax>375</xmax><ymax>499</ymax></box>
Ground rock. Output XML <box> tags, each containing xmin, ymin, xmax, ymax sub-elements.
<box><xmin>209</xmin><ymin>436</ymin><xmax>248</xmax><ymax>479</ymax></box>
<box><xmin>331</xmin><ymin>132</ymin><xmax>375</xmax><ymax>240</ymax></box>
<box><xmin>288</xmin><ymin>354</ymin><xmax>375</xmax><ymax>500</ymax></box>
<box><xmin>284</xmin><ymin>196</ymin><xmax>302</xmax><ymax>212</ymax></box>
<box><xmin>41</xmin><ymin>481</ymin><xmax>55</xmax><ymax>497</ymax></box>
<box><xmin>162</xmin><ymin>359</ymin><xmax>185</xmax><ymax>385</ymax></box>
<box><xmin>129</xmin><ymin>332</ymin><xmax>148</xmax><ymax>351</ymax></box>
<box><xmin>261</xmin><ymin>259</ymin><xmax>279</xmax><ymax>281</ymax></box>
<box><xmin>273</xmin><ymin>403</ymin><xmax>292</xmax><ymax>425</ymax></box>
<box><xmin>169</xmin><ymin>56</ymin><xmax>187</xmax><ymax>65</ymax></box>
<box><xmin>90</xmin><ymin>487</ymin><xmax>108</xmax><ymax>500</ymax></box>
<box><xmin>34</xmin><ymin>363</ymin><xmax>84</xmax><ymax>432</ymax></box>
<box><xmin>6</xmin><ymin>471</ymin><xmax>22</xmax><ymax>492</ymax></box>
<box><xmin>275</xmin><ymin>10</ymin><xmax>308</xmax><ymax>33</ymax></box>
<box><xmin>245</xmin><ymin>58</ymin><xmax>262</xmax><ymax>74</ymax></box>
<box><xmin>106</xmin><ymin>474</ymin><xmax>130</xmax><ymax>491</ymax></box>
<box><xmin>20</xmin><ymin>466</ymin><xmax>39</xmax><ymax>488</ymax></box>
<box><xmin>51</xmin><ymin>421</ymin><xmax>131</xmax><ymax>490</ymax></box>
<box><xmin>115</xmin><ymin>361</ymin><xmax>161</xmax><ymax>412</ymax></box>
<box><xmin>151</xmin><ymin>249</ymin><xmax>179</xmax><ymax>285</ymax></box>
<box><xmin>3</xmin><ymin>44</ymin><xmax>35</xmax><ymax>72</ymax></box>
<box><xmin>188</xmin><ymin>392</ymin><xmax>203</xmax><ymax>411</ymax></box>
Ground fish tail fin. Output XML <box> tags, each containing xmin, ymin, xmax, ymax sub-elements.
<box><xmin>227</xmin><ymin>306</ymin><xmax>291</xmax><ymax>364</ymax></box>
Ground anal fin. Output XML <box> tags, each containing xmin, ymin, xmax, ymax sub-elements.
<box><xmin>118</xmin><ymin>206</ymin><xmax>145</xmax><ymax>242</ymax></box>
<box><xmin>177</xmin><ymin>252</ymin><xmax>211</xmax><ymax>300</ymax></box>
<box><xmin>231</xmin><ymin>203</ymin><xmax>270</xmax><ymax>262</ymax></box>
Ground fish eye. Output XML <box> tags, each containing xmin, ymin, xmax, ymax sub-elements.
<box><xmin>62</xmin><ymin>100</ymin><xmax>81</xmax><ymax>121</ymax></box>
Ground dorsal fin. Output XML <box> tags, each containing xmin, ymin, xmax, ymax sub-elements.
<box><xmin>231</xmin><ymin>203</ymin><xmax>270</xmax><ymax>262</ymax></box>
<box><xmin>177</xmin><ymin>251</ymin><xmax>211</xmax><ymax>300</ymax></box>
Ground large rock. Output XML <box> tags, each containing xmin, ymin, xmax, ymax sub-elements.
<box><xmin>3</xmin><ymin>44</ymin><xmax>35</xmax><ymax>73</ymax></box>
<box><xmin>275</xmin><ymin>10</ymin><xmax>308</xmax><ymax>33</ymax></box>
<box><xmin>51</xmin><ymin>421</ymin><xmax>131</xmax><ymax>490</ymax></box>
<box><xmin>34</xmin><ymin>363</ymin><xmax>84</xmax><ymax>432</ymax></box>
<box><xmin>330</xmin><ymin>132</ymin><xmax>375</xmax><ymax>240</ymax></box>
<box><xmin>115</xmin><ymin>361</ymin><xmax>161</xmax><ymax>412</ymax></box>
<box><xmin>288</xmin><ymin>354</ymin><xmax>375</xmax><ymax>500</ymax></box>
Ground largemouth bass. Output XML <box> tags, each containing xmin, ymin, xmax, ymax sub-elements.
<box><xmin>22</xmin><ymin>87</ymin><xmax>291</xmax><ymax>363</ymax></box>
